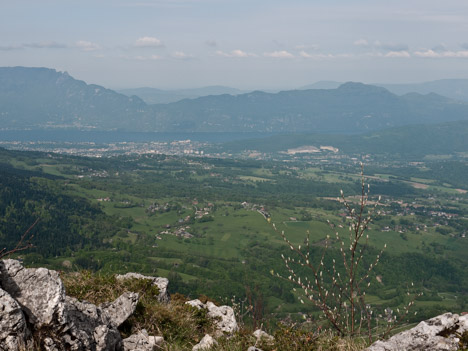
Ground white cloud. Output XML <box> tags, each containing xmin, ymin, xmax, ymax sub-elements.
<box><xmin>385</xmin><ymin>51</ymin><xmax>411</xmax><ymax>58</ymax></box>
<box><xmin>299</xmin><ymin>51</ymin><xmax>334</xmax><ymax>59</ymax></box>
<box><xmin>264</xmin><ymin>50</ymin><xmax>294</xmax><ymax>58</ymax></box>
<box><xmin>299</xmin><ymin>51</ymin><xmax>355</xmax><ymax>60</ymax></box>
<box><xmin>75</xmin><ymin>40</ymin><xmax>100</xmax><ymax>51</ymax></box>
<box><xmin>414</xmin><ymin>49</ymin><xmax>468</xmax><ymax>58</ymax></box>
<box><xmin>135</xmin><ymin>36</ymin><xmax>163</xmax><ymax>48</ymax></box>
<box><xmin>216</xmin><ymin>49</ymin><xmax>257</xmax><ymax>58</ymax></box>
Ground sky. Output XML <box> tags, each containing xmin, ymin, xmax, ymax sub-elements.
<box><xmin>2</xmin><ymin>0</ymin><xmax>468</xmax><ymax>90</ymax></box>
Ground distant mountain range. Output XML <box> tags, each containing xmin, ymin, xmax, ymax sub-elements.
<box><xmin>118</xmin><ymin>86</ymin><xmax>248</xmax><ymax>104</ymax></box>
<box><xmin>301</xmin><ymin>79</ymin><xmax>468</xmax><ymax>102</ymax></box>
<box><xmin>1</xmin><ymin>66</ymin><xmax>468</xmax><ymax>133</ymax></box>
<box><xmin>0</xmin><ymin>67</ymin><xmax>146</xmax><ymax>131</ymax></box>
<box><xmin>122</xmin><ymin>79</ymin><xmax>468</xmax><ymax>104</ymax></box>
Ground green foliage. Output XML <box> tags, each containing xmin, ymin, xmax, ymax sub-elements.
<box><xmin>0</xmin><ymin>167</ymin><xmax>118</xmax><ymax>256</ymax></box>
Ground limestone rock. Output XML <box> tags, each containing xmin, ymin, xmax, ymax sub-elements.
<box><xmin>100</xmin><ymin>291</ymin><xmax>139</xmax><ymax>327</ymax></box>
<box><xmin>192</xmin><ymin>334</ymin><xmax>217</xmax><ymax>351</ymax></box>
<box><xmin>62</xmin><ymin>295</ymin><xmax>123</xmax><ymax>350</ymax></box>
<box><xmin>116</xmin><ymin>272</ymin><xmax>169</xmax><ymax>302</ymax></box>
<box><xmin>123</xmin><ymin>329</ymin><xmax>164</xmax><ymax>351</ymax></box>
<box><xmin>186</xmin><ymin>299</ymin><xmax>205</xmax><ymax>310</ymax></box>
<box><xmin>93</xmin><ymin>325</ymin><xmax>122</xmax><ymax>351</ymax></box>
<box><xmin>43</xmin><ymin>337</ymin><xmax>60</xmax><ymax>351</ymax></box>
<box><xmin>253</xmin><ymin>329</ymin><xmax>274</xmax><ymax>342</ymax></box>
<box><xmin>186</xmin><ymin>299</ymin><xmax>238</xmax><ymax>335</ymax></box>
<box><xmin>247</xmin><ymin>347</ymin><xmax>263</xmax><ymax>351</ymax></box>
<box><xmin>0</xmin><ymin>259</ymin><xmax>66</xmax><ymax>328</ymax></box>
<box><xmin>0</xmin><ymin>288</ymin><xmax>32</xmax><ymax>351</ymax></box>
<box><xmin>206</xmin><ymin>301</ymin><xmax>237</xmax><ymax>334</ymax></box>
<box><xmin>0</xmin><ymin>259</ymin><xmax>139</xmax><ymax>351</ymax></box>
<box><xmin>366</xmin><ymin>312</ymin><xmax>468</xmax><ymax>351</ymax></box>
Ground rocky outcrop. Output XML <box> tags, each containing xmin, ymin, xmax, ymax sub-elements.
<box><xmin>0</xmin><ymin>288</ymin><xmax>32</xmax><ymax>351</ymax></box>
<box><xmin>122</xmin><ymin>329</ymin><xmax>164</xmax><ymax>351</ymax></box>
<box><xmin>246</xmin><ymin>330</ymin><xmax>273</xmax><ymax>351</ymax></box>
<box><xmin>116</xmin><ymin>272</ymin><xmax>170</xmax><ymax>303</ymax></box>
<box><xmin>192</xmin><ymin>334</ymin><xmax>218</xmax><ymax>351</ymax></box>
<box><xmin>59</xmin><ymin>294</ymin><xmax>134</xmax><ymax>350</ymax></box>
<box><xmin>366</xmin><ymin>312</ymin><xmax>468</xmax><ymax>351</ymax></box>
<box><xmin>253</xmin><ymin>329</ymin><xmax>274</xmax><ymax>343</ymax></box>
<box><xmin>0</xmin><ymin>259</ymin><xmax>161</xmax><ymax>351</ymax></box>
<box><xmin>186</xmin><ymin>299</ymin><xmax>238</xmax><ymax>335</ymax></box>
<box><xmin>100</xmin><ymin>291</ymin><xmax>139</xmax><ymax>328</ymax></box>
<box><xmin>0</xmin><ymin>259</ymin><xmax>67</xmax><ymax>329</ymax></box>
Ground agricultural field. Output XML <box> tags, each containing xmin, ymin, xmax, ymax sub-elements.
<box><xmin>1</xmin><ymin>146</ymin><xmax>467</xmax><ymax>325</ymax></box>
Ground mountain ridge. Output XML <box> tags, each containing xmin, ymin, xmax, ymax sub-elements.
<box><xmin>301</xmin><ymin>79</ymin><xmax>468</xmax><ymax>102</ymax></box>
<box><xmin>1</xmin><ymin>66</ymin><xmax>468</xmax><ymax>133</ymax></box>
<box><xmin>118</xmin><ymin>85</ymin><xmax>248</xmax><ymax>104</ymax></box>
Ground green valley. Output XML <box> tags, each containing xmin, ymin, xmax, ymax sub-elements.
<box><xmin>1</xmin><ymin>145</ymin><xmax>467</xmax><ymax>327</ymax></box>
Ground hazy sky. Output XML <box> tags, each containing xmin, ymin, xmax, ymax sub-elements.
<box><xmin>2</xmin><ymin>0</ymin><xmax>468</xmax><ymax>89</ymax></box>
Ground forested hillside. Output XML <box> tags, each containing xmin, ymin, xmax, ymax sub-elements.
<box><xmin>0</xmin><ymin>153</ymin><xmax>123</xmax><ymax>259</ymax></box>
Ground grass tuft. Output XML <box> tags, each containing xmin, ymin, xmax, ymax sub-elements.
<box><xmin>61</xmin><ymin>271</ymin><xmax>368</xmax><ymax>350</ymax></box>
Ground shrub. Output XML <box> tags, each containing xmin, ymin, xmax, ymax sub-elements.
<box><xmin>273</xmin><ymin>165</ymin><xmax>418</xmax><ymax>342</ymax></box>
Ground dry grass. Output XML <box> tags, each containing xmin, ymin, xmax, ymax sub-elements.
<box><xmin>61</xmin><ymin>271</ymin><xmax>215</xmax><ymax>347</ymax></box>
<box><xmin>61</xmin><ymin>271</ymin><xmax>368</xmax><ymax>351</ymax></box>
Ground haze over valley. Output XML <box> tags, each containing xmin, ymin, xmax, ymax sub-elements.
<box><xmin>2</xmin><ymin>66</ymin><xmax>468</xmax><ymax>135</ymax></box>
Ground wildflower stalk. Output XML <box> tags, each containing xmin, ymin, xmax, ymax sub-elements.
<box><xmin>273</xmin><ymin>165</ymin><xmax>386</xmax><ymax>342</ymax></box>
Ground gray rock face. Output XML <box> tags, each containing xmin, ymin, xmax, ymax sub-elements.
<box><xmin>192</xmin><ymin>334</ymin><xmax>217</xmax><ymax>351</ymax></box>
<box><xmin>0</xmin><ymin>259</ymin><xmax>67</xmax><ymax>328</ymax></box>
<box><xmin>0</xmin><ymin>259</ymin><xmax>145</xmax><ymax>351</ymax></box>
<box><xmin>93</xmin><ymin>325</ymin><xmax>122</xmax><ymax>351</ymax></box>
<box><xmin>123</xmin><ymin>329</ymin><xmax>164</xmax><ymax>351</ymax></box>
<box><xmin>62</xmin><ymin>295</ymin><xmax>123</xmax><ymax>350</ymax></box>
<box><xmin>116</xmin><ymin>272</ymin><xmax>170</xmax><ymax>303</ymax></box>
<box><xmin>100</xmin><ymin>291</ymin><xmax>139</xmax><ymax>328</ymax></box>
<box><xmin>367</xmin><ymin>312</ymin><xmax>468</xmax><ymax>351</ymax></box>
<box><xmin>0</xmin><ymin>288</ymin><xmax>31</xmax><ymax>351</ymax></box>
<box><xmin>186</xmin><ymin>299</ymin><xmax>238</xmax><ymax>335</ymax></box>
<box><xmin>247</xmin><ymin>347</ymin><xmax>264</xmax><ymax>351</ymax></box>
<box><xmin>186</xmin><ymin>299</ymin><xmax>205</xmax><ymax>310</ymax></box>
